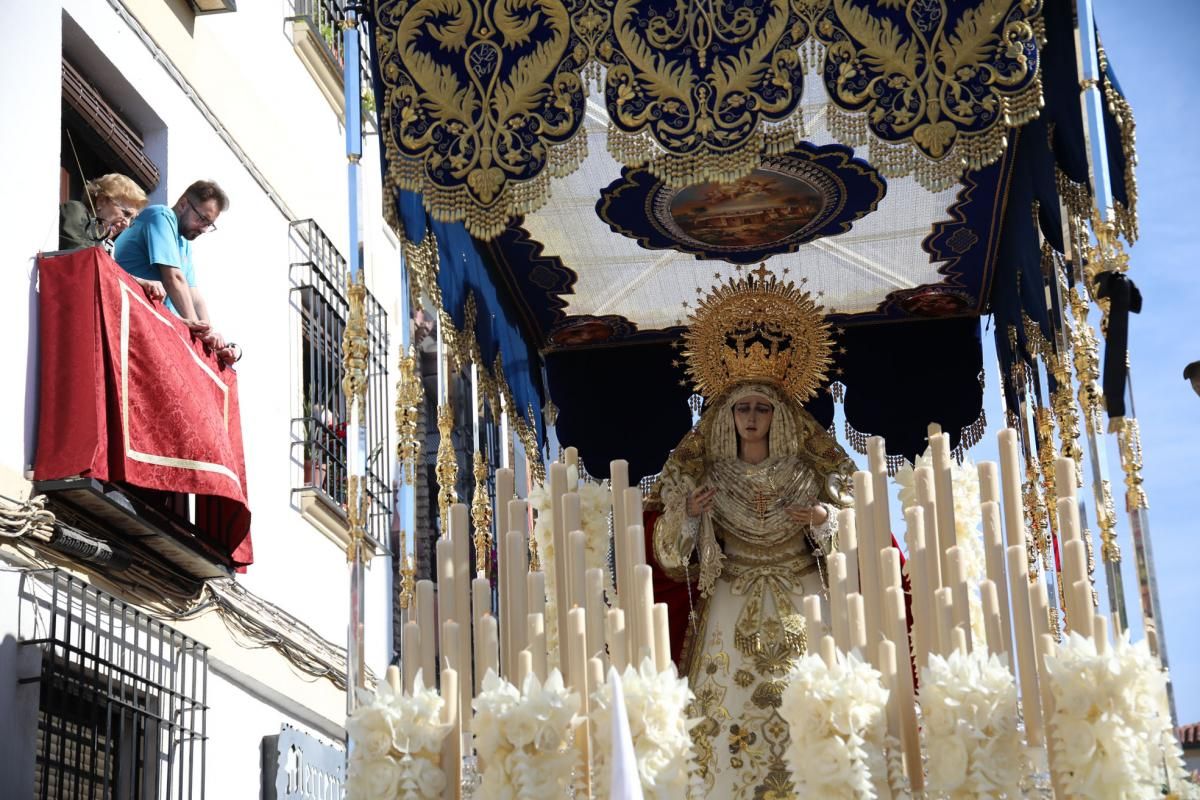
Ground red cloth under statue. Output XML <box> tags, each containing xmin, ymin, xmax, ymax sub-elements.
<box><xmin>33</xmin><ymin>247</ymin><xmax>253</xmax><ymax>568</ymax></box>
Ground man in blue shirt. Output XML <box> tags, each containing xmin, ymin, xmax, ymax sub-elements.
<box><xmin>115</xmin><ymin>179</ymin><xmax>237</xmax><ymax>363</ymax></box>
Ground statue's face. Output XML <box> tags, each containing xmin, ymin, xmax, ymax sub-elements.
<box><xmin>732</xmin><ymin>393</ymin><xmax>773</xmax><ymax>445</ymax></box>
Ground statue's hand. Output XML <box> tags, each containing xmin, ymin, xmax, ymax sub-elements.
<box><xmin>786</xmin><ymin>504</ymin><xmax>828</xmax><ymax>526</ymax></box>
<box><xmin>687</xmin><ymin>486</ymin><xmax>717</xmax><ymax>517</ymax></box>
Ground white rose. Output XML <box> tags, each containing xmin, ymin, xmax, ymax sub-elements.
<box><xmin>927</xmin><ymin>731</ymin><xmax>969</xmax><ymax>792</ymax></box>
<box><xmin>347</xmin><ymin>754</ymin><xmax>401</xmax><ymax>798</ymax></box>
<box><xmin>503</xmin><ymin>710</ymin><xmax>538</xmax><ymax>748</ymax></box>
<box><xmin>412</xmin><ymin>756</ymin><xmax>447</xmax><ymax>798</ymax></box>
<box><xmin>1055</xmin><ymin>717</ymin><xmax>1099</xmax><ymax>764</ymax></box>
<box><xmin>347</xmin><ymin>704</ymin><xmax>396</xmax><ymax>759</ymax></box>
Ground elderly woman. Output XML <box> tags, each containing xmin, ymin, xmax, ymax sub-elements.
<box><xmin>60</xmin><ymin>173</ymin><xmax>147</xmax><ymax>251</ymax></box>
<box><xmin>59</xmin><ymin>173</ymin><xmax>163</xmax><ymax>302</ymax></box>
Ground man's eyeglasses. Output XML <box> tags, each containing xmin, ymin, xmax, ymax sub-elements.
<box><xmin>186</xmin><ymin>198</ymin><xmax>218</xmax><ymax>232</ymax></box>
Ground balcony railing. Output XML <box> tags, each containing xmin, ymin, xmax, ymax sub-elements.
<box><xmin>32</xmin><ymin>248</ymin><xmax>253</xmax><ymax>580</ymax></box>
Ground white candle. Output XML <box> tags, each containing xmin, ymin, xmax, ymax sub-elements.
<box><xmin>1071</xmin><ymin>578</ymin><xmax>1094</xmax><ymax>640</ymax></box>
<box><xmin>402</xmin><ymin>621</ymin><xmax>420</xmax><ymax>694</ymax></box>
<box><xmin>981</xmin><ymin>580</ymin><xmax>1006</xmax><ymax>660</ymax></box>
<box><xmin>568</xmin><ymin>606</ymin><xmax>589</xmax><ymax>694</ymax></box>
<box><xmin>1054</xmin><ymin>456</ymin><xmax>1077</xmax><ymax>500</ymax></box>
<box><xmin>625</xmin><ymin>487</ymin><xmax>646</xmax><ymax>565</ymax></box>
<box><xmin>879</xmin><ymin>546</ymin><xmax>901</xmax><ymax>591</ymax></box>
<box><xmin>450</xmin><ymin>504</ymin><xmax>473</xmax><ymax>730</ymax></box>
<box><xmin>527</xmin><ymin>612</ymin><xmax>547</xmax><ymax>682</ymax></box>
<box><xmin>935</xmin><ymin>587</ymin><xmax>955</xmax><ymax>657</ymax></box>
<box><xmin>867</xmin><ymin>436</ymin><xmax>892</xmax><ymax>566</ymax></box>
<box><xmin>550</xmin><ymin>463</ymin><xmax>571</xmax><ymax>674</ymax></box>
<box><xmin>914</xmin><ymin>467</ymin><xmax>943</xmax><ymax>592</ymax></box>
<box><xmin>946</xmin><ymin>546</ymin><xmax>973</xmax><ymax>652</ymax></box>
<box><xmin>585</xmin><ymin>568</ymin><xmax>606</xmax><ymax>664</ymax></box>
<box><xmin>565</xmin><ymin>446</ymin><xmax>578</xmax><ymax>471</ymax></box>
<box><xmin>830</xmin><ymin>553</ymin><xmax>851</xmax><ymax>653</ymax></box>
<box><xmin>930</xmin><ymin>433</ymin><xmax>959</xmax><ymax>575</ymax></box>
<box><xmin>588</xmin><ymin>657</ymin><xmax>605</xmax><ymax>696</ymax></box>
<box><xmin>563</xmin><ymin>491</ymin><xmax>582</xmax><ymax>533</ymax></box>
<box><xmin>982</xmin><ymin>501</ymin><xmax>1015</xmax><ymax>672</ymax></box>
<box><xmin>653</xmin><ymin>603</ymin><xmax>672</xmax><ymax>673</ymax></box>
<box><xmin>904</xmin><ymin>507</ymin><xmax>935</xmax><ymax>668</ymax></box>
<box><xmin>527</xmin><ymin>570</ymin><xmax>546</xmax><ymax>620</ymax></box>
<box><xmin>837</xmin><ymin>508</ymin><xmax>860</xmax><ymax>595</ymax></box>
<box><xmin>436</xmin><ymin>538</ymin><xmax>457</xmax><ymax>677</ymax></box>
<box><xmin>472</xmin><ymin>577</ymin><xmax>491</xmax><ymax>694</ymax></box>
<box><xmin>517</xmin><ymin>649</ymin><xmax>532</xmax><ymax>689</ymax></box>
<box><xmin>417</xmin><ymin>579</ymin><xmax>436</xmax><ymax>687</ymax></box>
<box><xmin>852</xmin><ymin>471</ymin><xmax>881</xmax><ymax>667</ymax></box>
<box><xmin>820</xmin><ymin>634</ymin><xmax>838</xmax><ymax>669</ymax></box>
<box><xmin>632</xmin><ymin>564</ymin><xmax>655</xmax><ymax>668</ymax></box>
<box><xmin>803</xmin><ymin>594</ymin><xmax>824</xmax><ymax>643</ymax></box>
<box><xmin>885</xmin><ymin>585</ymin><xmax>923</xmax><ymax>793</ymax></box>
<box><xmin>847</xmin><ymin>592</ymin><xmax>867</xmax><ymax>655</ymax></box>
<box><xmin>569</xmin><ymin>530</ymin><xmax>588</xmax><ymax>612</ymax></box>
<box><xmin>1094</xmin><ymin>615</ymin><xmax>1109</xmax><ymax>655</ymax></box>
<box><xmin>439</xmin><ymin>667</ymin><xmax>460</xmax><ymax>799</ymax></box>
<box><xmin>978</xmin><ymin>461</ymin><xmax>1000</xmax><ymax>506</ymax></box>
<box><xmin>1006</xmin><ymin>545</ymin><xmax>1044</xmax><ymax>747</ymax></box>
<box><xmin>610</xmin><ymin>460</ymin><xmax>630</xmax><ymax>609</ymax></box>
<box><xmin>506</xmin><ymin>531</ymin><xmax>529</xmax><ymax>679</ymax></box>
<box><xmin>1057</xmin><ymin>496</ymin><xmax>1081</xmax><ymax>544</ymax></box>
<box><xmin>496</xmin><ymin>470</ymin><xmax>515</xmax><ymax>678</ymax></box>
<box><xmin>998</xmin><ymin>429</ymin><xmax>1026</xmax><ymax>551</ymax></box>
<box><xmin>875</xmin><ymin>639</ymin><xmax>898</xmax><ymax>800</ymax></box>
<box><xmin>606</xmin><ymin>608</ymin><xmax>628</xmax><ymax>672</ymax></box>
<box><xmin>479</xmin><ymin>613</ymin><xmax>499</xmax><ymax>684</ymax></box>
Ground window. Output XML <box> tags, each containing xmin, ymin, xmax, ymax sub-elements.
<box><xmin>289</xmin><ymin>219</ymin><xmax>390</xmax><ymax>547</ymax></box>
<box><xmin>19</xmin><ymin>570</ymin><xmax>208</xmax><ymax>800</ymax></box>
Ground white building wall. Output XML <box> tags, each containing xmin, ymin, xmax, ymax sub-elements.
<box><xmin>0</xmin><ymin>0</ymin><xmax>403</xmax><ymax>793</ymax></box>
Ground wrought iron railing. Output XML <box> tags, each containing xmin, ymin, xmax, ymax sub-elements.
<box><xmin>288</xmin><ymin>0</ymin><xmax>375</xmax><ymax>114</ymax></box>
<box><xmin>289</xmin><ymin>219</ymin><xmax>390</xmax><ymax>545</ymax></box>
<box><xmin>18</xmin><ymin>569</ymin><xmax>208</xmax><ymax>799</ymax></box>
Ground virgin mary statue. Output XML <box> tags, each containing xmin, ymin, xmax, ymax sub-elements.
<box><xmin>648</xmin><ymin>268</ymin><xmax>856</xmax><ymax>799</ymax></box>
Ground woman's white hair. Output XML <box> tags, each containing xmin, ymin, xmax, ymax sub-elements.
<box><xmin>704</xmin><ymin>382</ymin><xmax>801</xmax><ymax>460</ymax></box>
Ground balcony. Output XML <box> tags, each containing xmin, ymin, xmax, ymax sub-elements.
<box><xmin>286</xmin><ymin>0</ymin><xmax>375</xmax><ymax>127</ymax></box>
<box><xmin>32</xmin><ymin>248</ymin><xmax>253</xmax><ymax>582</ymax></box>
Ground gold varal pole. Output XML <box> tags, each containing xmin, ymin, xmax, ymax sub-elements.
<box><xmin>435</xmin><ymin>312</ymin><xmax>459</xmax><ymax>534</ymax></box>
<box><xmin>395</xmin><ymin>345</ymin><xmax>424</xmax><ymax>621</ymax></box>
<box><xmin>343</xmin><ymin>273</ymin><xmax>370</xmax><ymax>713</ymax></box>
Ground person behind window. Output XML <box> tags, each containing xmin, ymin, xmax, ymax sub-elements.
<box><xmin>114</xmin><ymin>179</ymin><xmax>240</xmax><ymax>365</ymax></box>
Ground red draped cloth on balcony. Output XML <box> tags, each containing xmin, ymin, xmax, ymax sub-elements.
<box><xmin>33</xmin><ymin>248</ymin><xmax>253</xmax><ymax>568</ymax></box>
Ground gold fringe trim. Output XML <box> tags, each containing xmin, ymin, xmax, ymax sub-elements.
<box><xmin>400</xmin><ymin>227</ymin><xmax>547</xmax><ymax>484</ymax></box>
<box><xmin>1097</xmin><ymin>41</ymin><xmax>1139</xmax><ymax>244</ymax></box>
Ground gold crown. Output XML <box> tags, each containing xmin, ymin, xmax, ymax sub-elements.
<box><xmin>682</xmin><ymin>265</ymin><xmax>833</xmax><ymax>402</ymax></box>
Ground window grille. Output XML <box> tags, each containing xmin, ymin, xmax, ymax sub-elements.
<box><xmin>18</xmin><ymin>569</ymin><xmax>208</xmax><ymax>799</ymax></box>
<box><xmin>289</xmin><ymin>219</ymin><xmax>391</xmax><ymax>544</ymax></box>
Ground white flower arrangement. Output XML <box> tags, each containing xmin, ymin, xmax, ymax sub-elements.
<box><xmin>1043</xmin><ymin>633</ymin><xmax>1198</xmax><ymax>800</ymax></box>
<box><xmin>780</xmin><ymin>650</ymin><xmax>890</xmax><ymax>800</ymax></box>
<box><xmin>589</xmin><ymin>657</ymin><xmax>700</xmax><ymax>800</ymax></box>
<box><xmin>473</xmin><ymin>669</ymin><xmax>581</xmax><ymax>799</ymax></box>
<box><xmin>895</xmin><ymin>450</ymin><xmax>988</xmax><ymax>644</ymax></box>
<box><xmin>346</xmin><ymin>672</ymin><xmax>451</xmax><ymax>800</ymax></box>
<box><xmin>527</xmin><ymin>467</ymin><xmax>612</xmax><ymax>667</ymax></box>
<box><xmin>920</xmin><ymin>648</ymin><xmax>1024</xmax><ymax>798</ymax></box>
